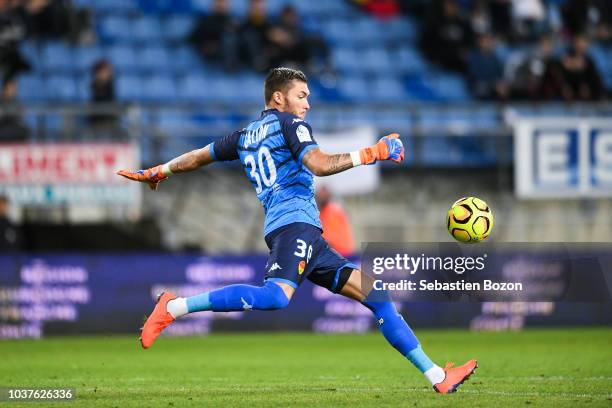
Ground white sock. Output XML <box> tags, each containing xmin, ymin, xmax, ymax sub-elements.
<box><xmin>166</xmin><ymin>297</ymin><xmax>188</xmax><ymax>319</ymax></box>
<box><xmin>424</xmin><ymin>365</ymin><xmax>446</xmax><ymax>385</ymax></box>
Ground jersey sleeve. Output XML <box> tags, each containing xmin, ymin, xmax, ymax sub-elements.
<box><xmin>211</xmin><ymin>130</ymin><xmax>241</xmax><ymax>162</ymax></box>
<box><xmin>282</xmin><ymin>118</ymin><xmax>319</xmax><ymax>162</ymax></box>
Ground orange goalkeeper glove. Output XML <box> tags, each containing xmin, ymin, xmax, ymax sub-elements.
<box><xmin>358</xmin><ymin>133</ymin><xmax>404</xmax><ymax>165</ymax></box>
<box><xmin>116</xmin><ymin>164</ymin><xmax>169</xmax><ymax>190</ymax></box>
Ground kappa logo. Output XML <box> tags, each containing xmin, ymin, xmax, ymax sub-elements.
<box><xmin>378</xmin><ymin>317</ymin><xmax>384</xmax><ymax>326</ymax></box>
<box><xmin>269</xmin><ymin>263</ymin><xmax>282</xmax><ymax>272</ymax></box>
<box><xmin>241</xmin><ymin>297</ymin><xmax>253</xmax><ymax>311</ymax></box>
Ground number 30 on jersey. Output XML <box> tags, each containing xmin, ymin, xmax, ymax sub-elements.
<box><xmin>245</xmin><ymin>147</ymin><xmax>277</xmax><ymax>194</ymax></box>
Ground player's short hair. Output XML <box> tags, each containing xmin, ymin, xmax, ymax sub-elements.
<box><xmin>264</xmin><ymin>67</ymin><xmax>307</xmax><ymax>103</ymax></box>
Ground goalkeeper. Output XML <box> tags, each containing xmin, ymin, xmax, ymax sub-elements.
<box><xmin>117</xmin><ymin>67</ymin><xmax>477</xmax><ymax>394</ymax></box>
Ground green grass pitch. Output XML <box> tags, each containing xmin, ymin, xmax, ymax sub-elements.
<box><xmin>1</xmin><ymin>328</ymin><xmax>611</xmax><ymax>407</ymax></box>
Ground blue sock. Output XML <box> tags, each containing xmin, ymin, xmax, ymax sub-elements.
<box><xmin>186</xmin><ymin>292</ymin><xmax>211</xmax><ymax>313</ymax></box>
<box><xmin>186</xmin><ymin>280</ymin><xmax>289</xmax><ymax>313</ymax></box>
<box><xmin>363</xmin><ymin>293</ymin><xmax>434</xmax><ymax>373</ymax></box>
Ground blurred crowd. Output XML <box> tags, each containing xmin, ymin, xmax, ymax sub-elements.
<box><xmin>188</xmin><ymin>0</ymin><xmax>330</xmax><ymax>74</ymax></box>
<box><xmin>417</xmin><ymin>0</ymin><xmax>610</xmax><ymax>101</ymax></box>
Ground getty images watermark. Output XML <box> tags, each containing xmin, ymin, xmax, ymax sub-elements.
<box><xmin>360</xmin><ymin>243</ymin><xmax>612</xmax><ymax>302</ymax></box>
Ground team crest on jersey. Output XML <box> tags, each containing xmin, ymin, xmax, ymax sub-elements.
<box><xmin>298</xmin><ymin>260</ymin><xmax>306</xmax><ymax>275</ymax></box>
<box><xmin>296</xmin><ymin>125</ymin><xmax>311</xmax><ymax>143</ymax></box>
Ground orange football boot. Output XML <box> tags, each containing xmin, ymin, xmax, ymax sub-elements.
<box><xmin>140</xmin><ymin>292</ymin><xmax>177</xmax><ymax>349</ymax></box>
<box><xmin>433</xmin><ymin>359</ymin><xmax>478</xmax><ymax>394</ymax></box>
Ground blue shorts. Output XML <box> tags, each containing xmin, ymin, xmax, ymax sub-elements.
<box><xmin>264</xmin><ymin>222</ymin><xmax>357</xmax><ymax>292</ymax></box>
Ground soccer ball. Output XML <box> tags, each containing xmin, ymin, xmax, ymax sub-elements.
<box><xmin>446</xmin><ymin>197</ymin><xmax>493</xmax><ymax>243</ymax></box>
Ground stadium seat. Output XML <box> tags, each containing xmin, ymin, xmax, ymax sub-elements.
<box><xmin>74</xmin><ymin>46</ymin><xmax>106</xmax><ymax>73</ymax></box>
<box><xmin>171</xmin><ymin>46</ymin><xmax>202</xmax><ymax>73</ymax></box>
<box><xmin>46</xmin><ymin>76</ymin><xmax>79</xmax><ymax>101</ymax></box>
<box><xmin>331</xmin><ymin>47</ymin><xmax>359</xmax><ymax>74</ymax></box>
<box><xmin>108</xmin><ymin>45</ymin><xmax>140</xmax><ymax>73</ymax></box>
<box><xmin>99</xmin><ymin>16</ymin><xmax>132</xmax><ymax>43</ymax></box>
<box><xmin>393</xmin><ymin>46</ymin><xmax>427</xmax><ymax>74</ymax></box>
<box><xmin>17</xmin><ymin>75</ymin><xmax>45</xmax><ymax>102</ymax></box>
<box><xmin>139</xmin><ymin>46</ymin><xmax>171</xmax><ymax>72</ymax></box>
<box><xmin>360</xmin><ymin>48</ymin><xmax>392</xmax><ymax>73</ymax></box>
<box><xmin>41</xmin><ymin>42</ymin><xmax>76</xmax><ymax>73</ymax></box>
<box><xmin>89</xmin><ymin>0</ymin><xmax>138</xmax><ymax>14</ymax></box>
<box><xmin>117</xmin><ymin>75</ymin><xmax>145</xmax><ymax>101</ymax></box>
<box><xmin>142</xmin><ymin>75</ymin><xmax>178</xmax><ymax>102</ymax></box>
<box><xmin>132</xmin><ymin>16</ymin><xmax>164</xmax><ymax>42</ymax></box>
<box><xmin>371</xmin><ymin>77</ymin><xmax>407</xmax><ymax>102</ymax></box>
<box><xmin>163</xmin><ymin>15</ymin><xmax>195</xmax><ymax>41</ymax></box>
<box><xmin>337</xmin><ymin>76</ymin><xmax>369</xmax><ymax>102</ymax></box>
<box><xmin>191</xmin><ymin>0</ymin><xmax>213</xmax><ymax>13</ymax></box>
<box><xmin>177</xmin><ymin>74</ymin><xmax>215</xmax><ymax>103</ymax></box>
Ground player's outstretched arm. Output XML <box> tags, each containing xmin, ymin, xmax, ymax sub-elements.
<box><xmin>302</xmin><ymin>133</ymin><xmax>404</xmax><ymax>177</ymax></box>
<box><xmin>116</xmin><ymin>144</ymin><xmax>214</xmax><ymax>190</ymax></box>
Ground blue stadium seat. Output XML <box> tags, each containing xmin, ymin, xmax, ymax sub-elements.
<box><xmin>235</xmin><ymin>75</ymin><xmax>264</xmax><ymax>103</ymax></box>
<box><xmin>139</xmin><ymin>46</ymin><xmax>171</xmax><ymax>71</ymax></box>
<box><xmin>143</xmin><ymin>75</ymin><xmax>178</xmax><ymax>102</ymax></box>
<box><xmin>132</xmin><ymin>16</ymin><xmax>163</xmax><ymax>42</ymax></box>
<box><xmin>117</xmin><ymin>75</ymin><xmax>145</xmax><ymax>101</ymax></box>
<box><xmin>323</xmin><ymin>20</ymin><xmax>355</xmax><ymax>45</ymax></box>
<box><xmin>108</xmin><ymin>45</ymin><xmax>139</xmax><ymax>73</ymax></box>
<box><xmin>331</xmin><ymin>47</ymin><xmax>359</xmax><ymax>73</ymax></box>
<box><xmin>163</xmin><ymin>15</ymin><xmax>195</xmax><ymax>41</ymax></box>
<box><xmin>40</xmin><ymin>42</ymin><xmax>76</xmax><ymax>73</ymax></box>
<box><xmin>371</xmin><ymin>77</ymin><xmax>407</xmax><ymax>102</ymax></box>
<box><xmin>46</xmin><ymin>76</ymin><xmax>79</xmax><ymax>101</ymax></box>
<box><xmin>360</xmin><ymin>48</ymin><xmax>392</xmax><ymax>73</ymax></box>
<box><xmin>393</xmin><ymin>46</ymin><xmax>427</xmax><ymax>74</ymax></box>
<box><xmin>75</xmin><ymin>76</ymin><xmax>91</xmax><ymax>102</ymax></box>
<box><xmin>424</xmin><ymin>74</ymin><xmax>470</xmax><ymax>101</ymax></box>
<box><xmin>354</xmin><ymin>19</ymin><xmax>386</xmax><ymax>43</ymax></box>
<box><xmin>17</xmin><ymin>75</ymin><xmax>45</xmax><ymax>102</ymax></box>
<box><xmin>382</xmin><ymin>18</ymin><xmax>417</xmax><ymax>41</ymax></box>
<box><xmin>99</xmin><ymin>16</ymin><xmax>132</xmax><ymax>43</ymax></box>
<box><xmin>171</xmin><ymin>46</ymin><xmax>202</xmax><ymax>73</ymax></box>
<box><xmin>73</xmin><ymin>46</ymin><xmax>105</xmax><ymax>73</ymax></box>
<box><xmin>191</xmin><ymin>0</ymin><xmax>213</xmax><ymax>13</ymax></box>
<box><xmin>19</xmin><ymin>42</ymin><xmax>41</xmax><ymax>71</ymax></box>
<box><xmin>177</xmin><ymin>74</ymin><xmax>215</xmax><ymax>102</ymax></box>
<box><xmin>90</xmin><ymin>0</ymin><xmax>138</xmax><ymax>14</ymax></box>
<box><xmin>337</xmin><ymin>76</ymin><xmax>369</xmax><ymax>102</ymax></box>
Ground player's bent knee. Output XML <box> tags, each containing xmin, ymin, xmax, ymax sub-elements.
<box><xmin>259</xmin><ymin>280</ymin><xmax>291</xmax><ymax>310</ymax></box>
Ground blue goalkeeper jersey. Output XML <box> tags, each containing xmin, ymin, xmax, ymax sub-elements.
<box><xmin>211</xmin><ymin>108</ymin><xmax>321</xmax><ymax>237</ymax></box>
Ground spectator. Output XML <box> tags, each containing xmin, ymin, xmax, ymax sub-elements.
<box><xmin>467</xmin><ymin>33</ymin><xmax>508</xmax><ymax>99</ymax></box>
<box><xmin>505</xmin><ymin>35</ymin><xmax>561</xmax><ymax>99</ymax></box>
<box><xmin>18</xmin><ymin>0</ymin><xmax>90</xmax><ymax>42</ymax></box>
<box><xmin>239</xmin><ymin>0</ymin><xmax>271</xmax><ymax>72</ymax></box>
<box><xmin>0</xmin><ymin>0</ymin><xmax>30</xmax><ymax>82</ymax></box>
<box><xmin>470</xmin><ymin>0</ymin><xmax>491</xmax><ymax>35</ymax></box>
<box><xmin>88</xmin><ymin>59</ymin><xmax>118</xmax><ymax>130</ymax></box>
<box><xmin>558</xmin><ymin>34</ymin><xmax>605</xmax><ymax>101</ymax></box>
<box><xmin>0</xmin><ymin>194</ymin><xmax>21</xmax><ymax>251</ymax></box>
<box><xmin>316</xmin><ymin>185</ymin><xmax>355</xmax><ymax>258</ymax></box>
<box><xmin>0</xmin><ymin>76</ymin><xmax>29</xmax><ymax>141</ymax></box>
<box><xmin>266</xmin><ymin>6</ymin><xmax>311</xmax><ymax>70</ymax></box>
<box><xmin>562</xmin><ymin>0</ymin><xmax>612</xmax><ymax>42</ymax></box>
<box><xmin>420</xmin><ymin>0</ymin><xmax>474</xmax><ymax>73</ymax></box>
<box><xmin>511</xmin><ymin>0</ymin><xmax>547</xmax><ymax>41</ymax></box>
<box><xmin>488</xmin><ymin>0</ymin><xmax>512</xmax><ymax>39</ymax></box>
<box><xmin>189</xmin><ymin>0</ymin><xmax>240</xmax><ymax>69</ymax></box>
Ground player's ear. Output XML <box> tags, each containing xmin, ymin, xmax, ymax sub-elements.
<box><xmin>273</xmin><ymin>91</ymin><xmax>284</xmax><ymax>105</ymax></box>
